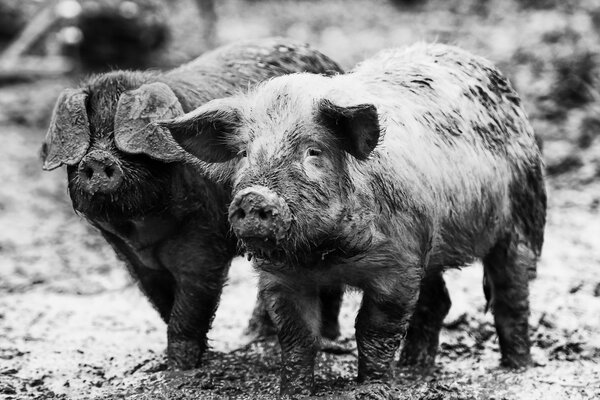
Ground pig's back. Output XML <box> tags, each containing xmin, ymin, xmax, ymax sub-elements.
<box><xmin>164</xmin><ymin>38</ymin><xmax>343</xmax><ymax>109</ymax></box>
<box><xmin>353</xmin><ymin>43</ymin><xmax>536</xmax><ymax>160</ymax></box>
<box><xmin>350</xmin><ymin>44</ymin><xmax>543</xmax><ymax>260</ymax></box>
<box><xmin>175</xmin><ymin>38</ymin><xmax>341</xmax><ymax>76</ymax></box>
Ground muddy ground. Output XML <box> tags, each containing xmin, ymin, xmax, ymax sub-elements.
<box><xmin>1</xmin><ymin>0</ymin><xmax>600</xmax><ymax>399</ymax></box>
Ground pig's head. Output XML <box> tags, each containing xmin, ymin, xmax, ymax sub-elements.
<box><xmin>160</xmin><ymin>79</ymin><xmax>381</xmax><ymax>262</ymax></box>
<box><xmin>41</xmin><ymin>72</ymin><xmax>189</xmax><ymax>221</ymax></box>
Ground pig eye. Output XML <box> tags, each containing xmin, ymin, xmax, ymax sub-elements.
<box><xmin>239</xmin><ymin>150</ymin><xmax>247</xmax><ymax>157</ymax></box>
<box><xmin>306</xmin><ymin>148</ymin><xmax>322</xmax><ymax>158</ymax></box>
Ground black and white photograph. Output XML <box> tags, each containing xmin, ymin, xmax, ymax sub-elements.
<box><xmin>0</xmin><ymin>0</ymin><xmax>599</xmax><ymax>399</ymax></box>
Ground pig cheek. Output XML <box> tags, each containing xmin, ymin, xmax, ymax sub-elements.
<box><xmin>302</xmin><ymin>157</ymin><xmax>328</xmax><ymax>182</ymax></box>
<box><xmin>66</xmin><ymin>165</ymin><xmax>86</xmax><ymax>208</ymax></box>
<box><xmin>301</xmin><ymin>158</ymin><xmax>344</xmax><ymax>227</ymax></box>
<box><xmin>231</xmin><ymin>157</ymin><xmax>250</xmax><ymax>189</ymax></box>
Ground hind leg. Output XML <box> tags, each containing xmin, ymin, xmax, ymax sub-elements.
<box><xmin>399</xmin><ymin>271</ymin><xmax>451</xmax><ymax>367</ymax></box>
<box><xmin>246</xmin><ymin>284</ymin><xmax>344</xmax><ymax>340</ymax></box>
<box><xmin>246</xmin><ymin>292</ymin><xmax>278</xmax><ymax>338</ymax></box>
<box><xmin>483</xmin><ymin>235</ymin><xmax>532</xmax><ymax>368</ymax></box>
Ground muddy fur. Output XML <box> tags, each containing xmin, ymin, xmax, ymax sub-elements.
<box><xmin>166</xmin><ymin>42</ymin><xmax>547</xmax><ymax>395</ymax></box>
<box><xmin>41</xmin><ymin>38</ymin><xmax>346</xmax><ymax>370</ymax></box>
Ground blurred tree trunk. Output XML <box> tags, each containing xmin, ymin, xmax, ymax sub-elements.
<box><xmin>194</xmin><ymin>0</ymin><xmax>216</xmax><ymax>46</ymax></box>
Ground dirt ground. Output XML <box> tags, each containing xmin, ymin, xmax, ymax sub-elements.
<box><xmin>1</xmin><ymin>0</ymin><xmax>600</xmax><ymax>399</ymax></box>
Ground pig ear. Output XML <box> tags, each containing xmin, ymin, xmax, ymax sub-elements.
<box><xmin>114</xmin><ymin>82</ymin><xmax>188</xmax><ymax>162</ymax></box>
<box><xmin>316</xmin><ymin>99</ymin><xmax>381</xmax><ymax>160</ymax></box>
<box><xmin>41</xmin><ymin>89</ymin><xmax>91</xmax><ymax>171</ymax></box>
<box><xmin>156</xmin><ymin>100</ymin><xmax>241</xmax><ymax>163</ymax></box>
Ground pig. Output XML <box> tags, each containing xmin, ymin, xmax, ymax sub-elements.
<box><xmin>40</xmin><ymin>38</ymin><xmax>345</xmax><ymax>370</ymax></box>
<box><xmin>161</xmin><ymin>43</ymin><xmax>547</xmax><ymax>396</ymax></box>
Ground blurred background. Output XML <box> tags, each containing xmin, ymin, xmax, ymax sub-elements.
<box><xmin>0</xmin><ymin>0</ymin><xmax>599</xmax><ymax>399</ymax></box>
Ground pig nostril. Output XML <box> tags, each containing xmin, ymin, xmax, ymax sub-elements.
<box><xmin>84</xmin><ymin>167</ymin><xmax>94</xmax><ymax>180</ymax></box>
<box><xmin>104</xmin><ymin>167</ymin><xmax>114</xmax><ymax>178</ymax></box>
<box><xmin>232</xmin><ymin>208</ymin><xmax>246</xmax><ymax>221</ymax></box>
<box><xmin>258</xmin><ymin>210</ymin><xmax>269</xmax><ymax>221</ymax></box>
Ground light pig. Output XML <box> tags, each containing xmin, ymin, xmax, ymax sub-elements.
<box><xmin>162</xmin><ymin>43</ymin><xmax>547</xmax><ymax>395</ymax></box>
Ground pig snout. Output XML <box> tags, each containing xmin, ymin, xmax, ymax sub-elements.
<box><xmin>77</xmin><ymin>150</ymin><xmax>123</xmax><ymax>194</ymax></box>
<box><xmin>228</xmin><ymin>186</ymin><xmax>292</xmax><ymax>246</ymax></box>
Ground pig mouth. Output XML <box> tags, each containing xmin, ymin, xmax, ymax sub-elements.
<box><xmin>67</xmin><ymin>160</ymin><xmax>170</xmax><ymax>222</ymax></box>
<box><xmin>71</xmin><ymin>190</ymin><xmax>166</xmax><ymax>222</ymax></box>
<box><xmin>240</xmin><ymin>236</ymin><xmax>284</xmax><ymax>260</ymax></box>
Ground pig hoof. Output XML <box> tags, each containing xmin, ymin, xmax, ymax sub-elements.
<box><xmin>500</xmin><ymin>353</ymin><xmax>532</xmax><ymax>369</ymax></box>
<box><xmin>167</xmin><ymin>339</ymin><xmax>204</xmax><ymax>370</ymax></box>
<box><xmin>353</xmin><ymin>383</ymin><xmax>396</xmax><ymax>400</ymax></box>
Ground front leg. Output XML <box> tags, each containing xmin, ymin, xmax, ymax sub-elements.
<box><xmin>355</xmin><ymin>263</ymin><xmax>422</xmax><ymax>383</ymax></box>
<box><xmin>259</xmin><ymin>271</ymin><xmax>320</xmax><ymax>397</ymax></box>
<box><xmin>160</xmin><ymin>230</ymin><xmax>232</xmax><ymax>370</ymax></box>
<box><xmin>166</xmin><ymin>272</ymin><xmax>226</xmax><ymax>369</ymax></box>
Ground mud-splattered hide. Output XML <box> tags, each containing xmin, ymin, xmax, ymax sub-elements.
<box><xmin>160</xmin><ymin>43</ymin><xmax>547</xmax><ymax>396</ymax></box>
<box><xmin>162</xmin><ymin>94</ymin><xmax>384</xmax><ymax>263</ymax></box>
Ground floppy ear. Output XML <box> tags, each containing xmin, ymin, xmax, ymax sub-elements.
<box><xmin>41</xmin><ymin>89</ymin><xmax>91</xmax><ymax>171</ymax></box>
<box><xmin>114</xmin><ymin>82</ymin><xmax>188</xmax><ymax>162</ymax></box>
<box><xmin>156</xmin><ymin>99</ymin><xmax>241</xmax><ymax>163</ymax></box>
<box><xmin>316</xmin><ymin>99</ymin><xmax>381</xmax><ymax>160</ymax></box>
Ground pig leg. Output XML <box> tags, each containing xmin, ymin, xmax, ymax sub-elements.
<box><xmin>166</xmin><ymin>265</ymin><xmax>228</xmax><ymax>369</ymax></box>
<box><xmin>246</xmin><ymin>284</ymin><xmax>344</xmax><ymax>341</ymax></box>
<box><xmin>398</xmin><ymin>271</ymin><xmax>451</xmax><ymax>367</ymax></box>
<box><xmin>259</xmin><ymin>271</ymin><xmax>320</xmax><ymax>396</ymax></box>
<box><xmin>355</xmin><ymin>267</ymin><xmax>421</xmax><ymax>384</ymax></box>
<box><xmin>162</xmin><ymin>228</ymin><xmax>231</xmax><ymax>369</ymax></box>
<box><xmin>246</xmin><ymin>292</ymin><xmax>277</xmax><ymax>338</ymax></box>
<box><xmin>483</xmin><ymin>235</ymin><xmax>531</xmax><ymax>368</ymax></box>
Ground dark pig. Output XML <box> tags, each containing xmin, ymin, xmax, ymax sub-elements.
<box><xmin>40</xmin><ymin>38</ymin><xmax>344</xmax><ymax>369</ymax></box>
<box><xmin>162</xmin><ymin>43</ymin><xmax>547</xmax><ymax>395</ymax></box>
